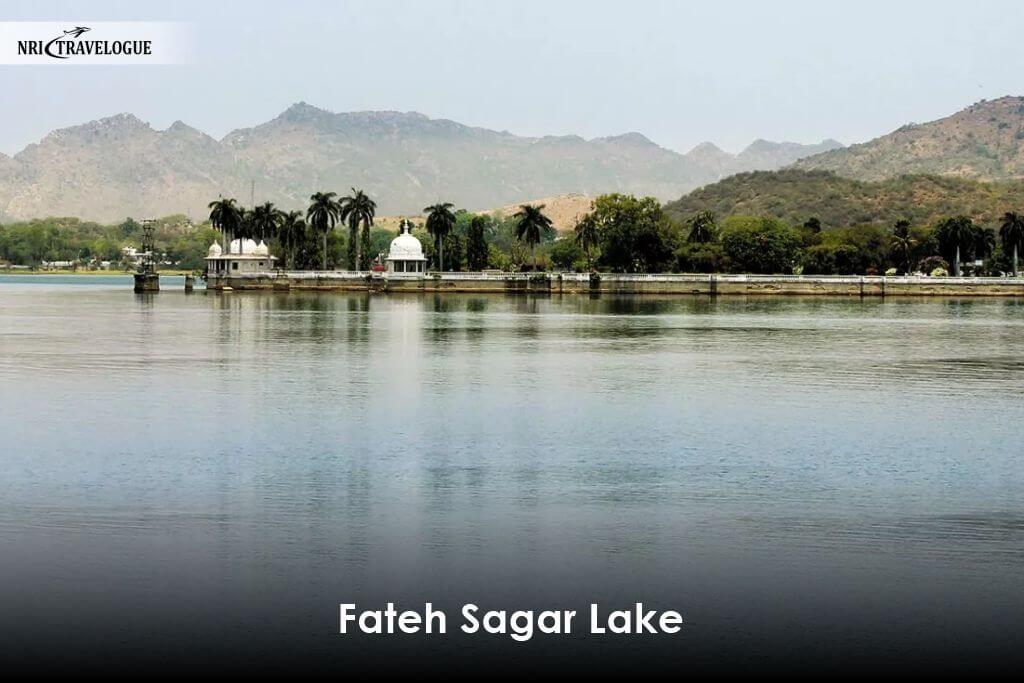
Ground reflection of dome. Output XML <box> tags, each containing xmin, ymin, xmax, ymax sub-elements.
<box><xmin>255</xmin><ymin>240</ymin><xmax>269</xmax><ymax>256</ymax></box>
<box><xmin>229</xmin><ymin>238</ymin><xmax>260</xmax><ymax>255</ymax></box>
<box><xmin>208</xmin><ymin>241</ymin><xmax>222</xmax><ymax>257</ymax></box>
<box><xmin>387</xmin><ymin>231</ymin><xmax>424</xmax><ymax>260</ymax></box>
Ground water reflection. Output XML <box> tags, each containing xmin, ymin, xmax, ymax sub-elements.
<box><xmin>2</xmin><ymin>285</ymin><xmax>1024</xmax><ymax>672</ymax></box>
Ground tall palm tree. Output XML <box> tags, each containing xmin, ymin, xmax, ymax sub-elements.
<box><xmin>513</xmin><ymin>204</ymin><xmax>553</xmax><ymax>272</ymax></box>
<box><xmin>235</xmin><ymin>207</ymin><xmax>257</xmax><ymax>250</ymax></box>
<box><xmin>687</xmin><ymin>210</ymin><xmax>717</xmax><ymax>243</ymax></box>
<box><xmin>306</xmin><ymin>191</ymin><xmax>340</xmax><ymax>270</ymax></box>
<box><xmin>890</xmin><ymin>219</ymin><xmax>917</xmax><ymax>274</ymax></box>
<box><xmin>973</xmin><ymin>225</ymin><xmax>996</xmax><ymax>268</ymax></box>
<box><xmin>935</xmin><ymin>216</ymin><xmax>975</xmax><ymax>276</ymax></box>
<box><xmin>277</xmin><ymin>210</ymin><xmax>306</xmax><ymax>269</ymax></box>
<box><xmin>340</xmin><ymin>188</ymin><xmax>378</xmax><ymax>270</ymax></box>
<box><xmin>207</xmin><ymin>197</ymin><xmax>242</xmax><ymax>253</ymax></box>
<box><xmin>574</xmin><ymin>213</ymin><xmax>600</xmax><ymax>270</ymax></box>
<box><xmin>251</xmin><ymin>201</ymin><xmax>282</xmax><ymax>254</ymax></box>
<box><xmin>423</xmin><ymin>202</ymin><xmax>456</xmax><ymax>271</ymax></box>
<box><xmin>1000</xmin><ymin>211</ymin><xmax>1024</xmax><ymax>276</ymax></box>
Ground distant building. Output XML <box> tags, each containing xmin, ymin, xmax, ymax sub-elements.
<box><xmin>41</xmin><ymin>260</ymin><xmax>76</xmax><ymax>269</ymax></box>
<box><xmin>205</xmin><ymin>238</ymin><xmax>276</xmax><ymax>276</ymax></box>
<box><xmin>121</xmin><ymin>246</ymin><xmax>151</xmax><ymax>268</ymax></box>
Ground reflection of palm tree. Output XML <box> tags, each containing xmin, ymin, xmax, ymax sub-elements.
<box><xmin>207</xmin><ymin>197</ymin><xmax>242</xmax><ymax>253</ymax></box>
<box><xmin>306</xmin><ymin>192</ymin><xmax>340</xmax><ymax>269</ymax></box>
<box><xmin>340</xmin><ymin>188</ymin><xmax>377</xmax><ymax>270</ymax></box>
<box><xmin>277</xmin><ymin>210</ymin><xmax>306</xmax><ymax>269</ymax></box>
<box><xmin>890</xmin><ymin>219</ymin><xmax>917</xmax><ymax>274</ymax></box>
<box><xmin>514</xmin><ymin>204</ymin><xmax>553</xmax><ymax>271</ymax></box>
<box><xmin>424</xmin><ymin>202</ymin><xmax>456</xmax><ymax>271</ymax></box>
<box><xmin>1000</xmin><ymin>211</ymin><xmax>1024</xmax><ymax>276</ymax></box>
<box><xmin>574</xmin><ymin>213</ymin><xmax>599</xmax><ymax>269</ymax></box>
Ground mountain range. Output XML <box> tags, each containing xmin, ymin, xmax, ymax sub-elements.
<box><xmin>0</xmin><ymin>103</ymin><xmax>839</xmax><ymax>223</ymax></box>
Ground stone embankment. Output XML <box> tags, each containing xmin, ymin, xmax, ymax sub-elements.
<box><xmin>205</xmin><ymin>272</ymin><xmax>1024</xmax><ymax>297</ymax></box>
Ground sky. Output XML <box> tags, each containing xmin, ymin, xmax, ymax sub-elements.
<box><xmin>2</xmin><ymin>0</ymin><xmax>1023</xmax><ymax>156</ymax></box>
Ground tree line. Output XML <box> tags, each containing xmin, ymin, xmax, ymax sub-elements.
<box><xmin>5</xmin><ymin>189</ymin><xmax>1024</xmax><ymax>277</ymax></box>
<box><xmin>207</xmin><ymin>189</ymin><xmax>555</xmax><ymax>272</ymax></box>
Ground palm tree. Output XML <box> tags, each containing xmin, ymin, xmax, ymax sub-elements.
<box><xmin>687</xmin><ymin>210</ymin><xmax>717</xmax><ymax>243</ymax></box>
<box><xmin>513</xmin><ymin>204</ymin><xmax>553</xmax><ymax>272</ymax></box>
<box><xmin>423</xmin><ymin>202</ymin><xmax>456</xmax><ymax>271</ymax></box>
<box><xmin>973</xmin><ymin>225</ymin><xmax>996</xmax><ymax>270</ymax></box>
<box><xmin>207</xmin><ymin>197</ymin><xmax>242</xmax><ymax>253</ymax></box>
<box><xmin>251</xmin><ymin>201</ymin><xmax>282</xmax><ymax>254</ymax></box>
<box><xmin>306</xmin><ymin>191</ymin><xmax>340</xmax><ymax>270</ymax></box>
<box><xmin>1000</xmin><ymin>211</ymin><xmax>1024</xmax><ymax>276</ymax></box>
<box><xmin>890</xmin><ymin>219</ymin><xmax>917</xmax><ymax>274</ymax></box>
<box><xmin>235</xmin><ymin>207</ymin><xmax>257</xmax><ymax>250</ymax></box>
<box><xmin>574</xmin><ymin>213</ymin><xmax>599</xmax><ymax>270</ymax></box>
<box><xmin>340</xmin><ymin>188</ymin><xmax>378</xmax><ymax>270</ymax></box>
<box><xmin>277</xmin><ymin>210</ymin><xmax>306</xmax><ymax>269</ymax></box>
<box><xmin>935</xmin><ymin>216</ymin><xmax>975</xmax><ymax>276</ymax></box>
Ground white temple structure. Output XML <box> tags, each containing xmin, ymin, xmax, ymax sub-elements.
<box><xmin>205</xmin><ymin>238</ymin><xmax>275</xmax><ymax>277</ymax></box>
<box><xmin>385</xmin><ymin>219</ymin><xmax>427</xmax><ymax>275</ymax></box>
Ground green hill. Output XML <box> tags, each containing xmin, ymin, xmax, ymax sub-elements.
<box><xmin>664</xmin><ymin>169</ymin><xmax>1024</xmax><ymax>228</ymax></box>
<box><xmin>792</xmin><ymin>96</ymin><xmax>1024</xmax><ymax>181</ymax></box>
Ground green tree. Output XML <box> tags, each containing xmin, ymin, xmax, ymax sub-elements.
<box><xmin>207</xmin><ymin>197</ymin><xmax>242</xmax><ymax>253</ymax></box>
<box><xmin>890</xmin><ymin>219</ymin><xmax>917</xmax><ymax>274</ymax></box>
<box><xmin>720</xmin><ymin>216</ymin><xmax>802</xmax><ymax>274</ymax></box>
<box><xmin>277</xmin><ymin>210</ymin><xmax>306</xmax><ymax>269</ymax></box>
<box><xmin>573</xmin><ymin>213</ymin><xmax>600</xmax><ymax>269</ymax></box>
<box><xmin>339</xmin><ymin>188</ymin><xmax>377</xmax><ymax>270</ymax></box>
<box><xmin>549</xmin><ymin>239</ymin><xmax>584</xmax><ymax>270</ymax></box>
<box><xmin>306</xmin><ymin>191</ymin><xmax>340</xmax><ymax>269</ymax></box>
<box><xmin>999</xmin><ymin>211</ymin><xmax>1024</xmax><ymax>276</ymax></box>
<box><xmin>675</xmin><ymin>241</ymin><xmax>727</xmax><ymax>272</ymax></box>
<box><xmin>513</xmin><ymin>204</ymin><xmax>554</xmax><ymax>271</ymax></box>
<box><xmin>590</xmin><ymin>194</ymin><xmax>677</xmax><ymax>273</ymax></box>
<box><xmin>424</xmin><ymin>202</ymin><xmax>456</xmax><ymax>271</ymax></box>
<box><xmin>934</xmin><ymin>215</ymin><xmax>976</xmax><ymax>276</ymax></box>
<box><xmin>120</xmin><ymin>217</ymin><xmax>140</xmax><ymax>237</ymax></box>
<box><xmin>687</xmin><ymin>210</ymin><xmax>718</xmax><ymax>243</ymax></box>
<box><xmin>251</xmin><ymin>201</ymin><xmax>282</xmax><ymax>255</ymax></box>
<box><xmin>466</xmin><ymin>215</ymin><xmax>490</xmax><ymax>271</ymax></box>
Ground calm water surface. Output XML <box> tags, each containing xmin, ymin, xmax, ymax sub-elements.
<box><xmin>1</xmin><ymin>278</ymin><xmax>1022</xmax><ymax>673</ymax></box>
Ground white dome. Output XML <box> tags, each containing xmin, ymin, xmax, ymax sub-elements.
<box><xmin>255</xmin><ymin>240</ymin><xmax>269</xmax><ymax>256</ymax></box>
<box><xmin>387</xmin><ymin>232</ymin><xmax>425</xmax><ymax>260</ymax></box>
<box><xmin>229</xmin><ymin>238</ymin><xmax>260</xmax><ymax>255</ymax></box>
<box><xmin>207</xmin><ymin>241</ymin><xmax>222</xmax><ymax>257</ymax></box>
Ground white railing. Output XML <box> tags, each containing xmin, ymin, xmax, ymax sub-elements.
<box><xmin>217</xmin><ymin>270</ymin><xmax>1024</xmax><ymax>286</ymax></box>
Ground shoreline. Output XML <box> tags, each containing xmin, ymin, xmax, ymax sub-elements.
<box><xmin>202</xmin><ymin>271</ymin><xmax>1024</xmax><ymax>297</ymax></box>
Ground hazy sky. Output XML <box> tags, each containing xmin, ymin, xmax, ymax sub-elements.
<box><xmin>2</xmin><ymin>0</ymin><xmax>1023</xmax><ymax>155</ymax></box>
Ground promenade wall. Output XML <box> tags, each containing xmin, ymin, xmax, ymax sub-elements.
<box><xmin>205</xmin><ymin>271</ymin><xmax>1024</xmax><ymax>297</ymax></box>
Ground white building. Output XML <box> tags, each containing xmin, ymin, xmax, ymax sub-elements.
<box><xmin>205</xmin><ymin>238</ymin><xmax>275</xmax><ymax>276</ymax></box>
<box><xmin>385</xmin><ymin>220</ymin><xmax>427</xmax><ymax>275</ymax></box>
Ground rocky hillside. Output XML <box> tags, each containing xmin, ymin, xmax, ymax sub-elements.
<box><xmin>480</xmin><ymin>193</ymin><xmax>595</xmax><ymax>231</ymax></box>
<box><xmin>792</xmin><ymin>96</ymin><xmax>1024</xmax><ymax>181</ymax></box>
<box><xmin>664</xmin><ymin>169</ymin><xmax>1024</xmax><ymax>228</ymax></box>
<box><xmin>0</xmin><ymin>103</ymin><xmax>838</xmax><ymax>223</ymax></box>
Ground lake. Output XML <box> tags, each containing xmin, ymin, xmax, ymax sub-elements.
<box><xmin>1</xmin><ymin>278</ymin><xmax>1022</xmax><ymax>673</ymax></box>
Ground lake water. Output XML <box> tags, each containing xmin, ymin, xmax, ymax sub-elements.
<box><xmin>1</xmin><ymin>278</ymin><xmax>1023</xmax><ymax>673</ymax></box>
